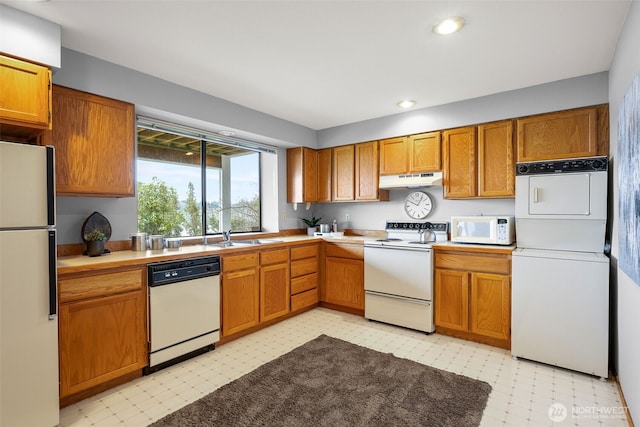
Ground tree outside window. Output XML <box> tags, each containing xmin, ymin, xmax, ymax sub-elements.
<box><xmin>136</xmin><ymin>126</ymin><xmax>261</xmax><ymax>236</ymax></box>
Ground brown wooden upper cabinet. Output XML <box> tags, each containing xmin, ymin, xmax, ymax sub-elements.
<box><xmin>379</xmin><ymin>131</ymin><xmax>441</xmax><ymax>175</ymax></box>
<box><xmin>443</xmin><ymin>121</ymin><xmax>515</xmax><ymax>199</ymax></box>
<box><xmin>317</xmin><ymin>148</ymin><xmax>332</xmax><ymax>202</ymax></box>
<box><xmin>443</xmin><ymin>126</ymin><xmax>477</xmax><ymax>199</ymax></box>
<box><xmin>355</xmin><ymin>141</ymin><xmax>386</xmax><ymax>201</ymax></box>
<box><xmin>478</xmin><ymin>120</ymin><xmax>515</xmax><ymax>197</ymax></box>
<box><xmin>287</xmin><ymin>147</ymin><xmax>318</xmax><ymax>203</ymax></box>
<box><xmin>332</xmin><ymin>144</ymin><xmax>355</xmax><ymax>201</ymax></box>
<box><xmin>40</xmin><ymin>85</ymin><xmax>135</xmax><ymax>197</ymax></box>
<box><xmin>516</xmin><ymin>105</ymin><xmax>609</xmax><ymax>162</ymax></box>
<box><xmin>0</xmin><ymin>55</ymin><xmax>51</xmax><ymax>141</ymax></box>
<box><xmin>333</xmin><ymin>142</ymin><xmax>388</xmax><ymax>202</ymax></box>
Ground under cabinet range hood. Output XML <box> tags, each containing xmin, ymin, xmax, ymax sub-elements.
<box><xmin>379</xmin><ymin>171</ymin><xmax>443</xmax><ymax>189</ymax></box>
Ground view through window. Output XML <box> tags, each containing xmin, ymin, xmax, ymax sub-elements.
<box><xmin>136</xmin><ymin>126</ymin><xmax>261</xmax><ymax>237</ymax></box>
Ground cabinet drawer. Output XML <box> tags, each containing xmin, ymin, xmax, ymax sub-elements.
<box><xmin>325</xmin><ymin>242</ymin><xmax>363</xmax><ymax>260</ymax></box>
<box><xmin>260</xmin><ymin>248</ymin><xmax>289</xmax><ymax>265</ymax></box>
<box><xmin>291</xmin><ymin>257</ymin><xmax>318</xmax><ymax>278</ymax></box>
<box><xmin>291</xmin><ymin>244</ymin><xmax>319</xmax><ymax>260</ymax></box>
<box><xmin>223</xmin><ymin>252</ymin><xmax>259</xmax><ymax>272</ymax></box>
<box><xmin>435</xmin><ymin>252</ymin><xmax>510</xmax><ymax>275</ymax></box>
<box><xmin>291</xmin><ymin>273</ymin><xmax>317</xmax><ymax>295</ymax></box>
<box><xmin>59</xmin><ymin>268</ymin><xmax>144</xmax><ymax>303</ymax></box>
<box><xmin>291</xmin><ymin>288</ymin><xmax>318</xmax><ymax>311</ymax></box>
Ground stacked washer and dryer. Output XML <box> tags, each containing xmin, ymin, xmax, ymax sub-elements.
<box><xmin>512</xmin><ymin>156</ymin><xmax>610</xmax><ymax>379</ymax></box>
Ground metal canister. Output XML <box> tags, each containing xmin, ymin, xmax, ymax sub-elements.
<box><xmin>131</xmin><ymin>233</ymin><xmax>148</xmax><ymax>251</ymax></box>
<box><xmin>148</xmin><ymin>235</ymin><xmax>165</xmax><ymax>250</ymax></box>
<box><xmin>165</xmin><ymin>238</ymin><xmax>182</xmax><ymax>250</ymax></box>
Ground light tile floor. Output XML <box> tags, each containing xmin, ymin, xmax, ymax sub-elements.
<box><xmin>60</xmin><ymin>308</ymin><xmax>630</xmax><ymax>426</ymax></box>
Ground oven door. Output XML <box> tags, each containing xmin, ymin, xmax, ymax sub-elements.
<box><xmin>364</xmin><ymin>245</ymin><xmax>432</xmax><ymax>300</ymax></box>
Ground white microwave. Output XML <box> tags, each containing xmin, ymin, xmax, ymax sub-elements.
<box><xmin>450</xmin><ymin>216</ymin><xmax>515</xmax><ymax>245</ymax></box>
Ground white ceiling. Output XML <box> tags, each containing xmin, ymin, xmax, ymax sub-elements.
<box><xmin>3</xmin><ymin>0</ymin><xmax>631</xmax><ymax>130</ymax></box>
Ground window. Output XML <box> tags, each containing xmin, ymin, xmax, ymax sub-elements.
<box><xmin>136</xmin><ymin>119</ymin><xmax>266</xmax><ymax>237</ymax></box>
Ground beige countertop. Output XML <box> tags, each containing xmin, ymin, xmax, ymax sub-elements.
<box><xmin>432</xmin><ymin>241</ymin><xmax>516</xmax><ymax>254</ymax></box>
<box><xmin>58</xmin><ymin>234</ymin><xmax>518</xmax><ymax>274</ymax></box>
<box><xmin>57</xmin><ymin>234</ymin><xmax>371</xmax><ymax>275</ymax></box>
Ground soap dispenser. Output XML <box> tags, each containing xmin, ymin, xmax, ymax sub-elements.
<box><xmin>332</xmin><ymin>219</ymin><xmax>338</xmax><ymax>232</ymax></box>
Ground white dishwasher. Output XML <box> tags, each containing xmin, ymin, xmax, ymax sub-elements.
<box><xmin>146</xmin><ymin>255</ymin><xmax>221</xmax><ymax>373</ymax></box>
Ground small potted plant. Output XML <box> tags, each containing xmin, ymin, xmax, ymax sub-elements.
<box><xmin>84</xmin><ymin>229</ymin><xmax>106</xmax><ymax>257</ymax></box>
<box><xmin>300</xmin><ymin>216</ymin><xmax>322</xmax><ymax>236</ymax></box>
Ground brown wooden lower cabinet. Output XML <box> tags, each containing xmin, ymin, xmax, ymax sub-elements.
<box><xmin>260</xmin><ymin>248</ymin><xmax>290</xmax><ymax>322</ymax></box>
<box><xmin>290</xmin><ymin>243</ymin><xmax>320</xmax><ymax>311</ymax></box>
<box><xmin>434</xmin><ymin>246</ymin><xmax>512</xmax><ymax>349</ymax></box>
<box><xmin>221</xmin><ymin>253</ymin><xmax>260</xmax><ymax>336</ymax></box>
<box><xmin>222</xmin><ymin>248</ymin><xmax>292</xmax><ymax>338</ymax></box>
<box><xmin>58</xmin><ymin>266</ymin><xmax>147</xmax><ymax>405</ymax></box>
<box><xmin>322</xmin><ymin>242</ymin><xmax>364</xmax><ymax>312</ymax></box>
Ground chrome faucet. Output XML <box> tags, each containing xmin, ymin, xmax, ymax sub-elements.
<box><xmin>222</xmin><ymin>229</ymin><xmax>232</xmax><ymax>242</ymax></box>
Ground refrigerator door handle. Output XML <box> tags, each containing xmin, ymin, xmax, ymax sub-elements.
<box><xmin>46</xmin><ymin>146</ymin><xmax>56</xmax><ymax>226</ymax></box>
<box><xmin>48</xmin><ymin>230</ymin><xmax>57</xmax><ymax>320</ymax></box>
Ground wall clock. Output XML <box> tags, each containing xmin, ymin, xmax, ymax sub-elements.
<box><xmin>404</xmin><ymin>191</ymin><xmax>433</xmax><ymax>219</ymax></box>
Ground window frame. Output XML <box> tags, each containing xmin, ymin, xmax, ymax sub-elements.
<box><xmin>136</xmin><ymin>117</ymin><xmax>274</xmax><ymax>237</ymax></box>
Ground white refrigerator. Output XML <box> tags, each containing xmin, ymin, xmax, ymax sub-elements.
<box><xmin>0</xmin><ymin>141</ymin><xmax>59</xmax><ymax>427</ymax></box>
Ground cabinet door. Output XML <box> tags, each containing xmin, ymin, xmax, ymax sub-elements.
<box><xmin>443</xmin><ymin>126</ymin><xmax>477</xmax><ymax>199</ymax></box>
<box><xmin>355</xmin><ymin>141</ymin><xmax>379</xmax><ymax>201</ymax></box>
<box><xmin>41</xmin><ymin>85</ymin><xmax>135</xmax><ymax>196</ymax></box>
<box><xmin>317</xmin><ymin>148</ymin><xmax>332</xmax><ymax>202</ymax></box>
<box><xmin>379</xmin><ymin>137</ymin><xmax>408</xmax><ymax>175</ymax></box>
<box><xmin>286</xmin><ymin>147</ymin><xmax>318</xmax><ymax>203</ymax></box>
<box><xmin>516</xmin><ymin>107</ymin><xmax>598</xmax><ymax>162</ymax></box>
<box><xmin>324</xmin><ymin>257</ymin><xmax>364</xmax><ymax>310</ymax></box>
<box><xmin>260</xmin><ymin>262</ymin><xmax>290</xmax><ymax>322</ymax></box>
<box><xmin>478</xmin><ymin>120</ymin><xmax>515</xmax><ymax>197</ymax></box>
<box><xmin>332</xmin><ymin>145</ymin><xmax>355</xmax><ymax>201</ymax></box>
<box><xmin>0</xmin><ymin>55</ymin><xmax>51</xmax><ymax>140</ymax></box>
<box><xmin>470</xmin><ymin>273</ymin><xmax>510</xmax><ymax>340</ymax></box>
<box><xmin>222</xmin><ymin>267</ymin><xmax>259</xmax><ymax>336</ymax></box>
<box><xmin>59</xmin><ymin>290</ymin><xmax>146</xmax><ymax>398</ymax></box>
<box><xmin>434</xmin><ymin>268</ymin><xmax>469</xmax><ymax>331</ymax></box>
<box><xmin>409</xmin><ymin>132</ymin><xmax>441</xmax><ymax>172</ymax></box>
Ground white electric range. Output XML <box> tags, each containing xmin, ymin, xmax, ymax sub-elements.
<box><xmin>363</xmin><ymin>221</ymin><xmax>448</xmax><ymax>333</ymax></box>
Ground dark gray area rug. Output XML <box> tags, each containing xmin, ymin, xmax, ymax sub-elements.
<box><xmin>151</xmin><ymin>334</ymin><xmax>492</xmax><ymax>427</ymax></box>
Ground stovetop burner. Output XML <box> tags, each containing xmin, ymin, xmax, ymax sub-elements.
<box><xmin>365</xmin><ymin>221</ymin><xmax>449</xmax><ymax>249</ymax></box>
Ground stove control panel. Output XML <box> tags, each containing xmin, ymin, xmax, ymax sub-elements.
<box><xmin>385</xmin><ymin>221</ymin><xmax>448</xmax><ymax>231</ymax></box>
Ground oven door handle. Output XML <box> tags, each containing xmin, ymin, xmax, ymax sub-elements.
<box><xmin>365</xmin><ymin>290</ymin><xmax>430</xmax><ymax>305</ymax></box>
<box><xmin>364</xmin><ymin>245</ymin><xmax>432</xmax><ymax>252</ymax></box>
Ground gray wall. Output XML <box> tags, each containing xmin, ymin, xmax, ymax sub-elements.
<box><xmin>53</xmin><ymin>48</ymin><xmax>316</xmax><ymax>243</ymax></box>
<box><xmin>309</xmin><ymin>72</ymin><xmax>608</xmax><ymax>231</ymax></box>
<box><xmin>0</xmin><ymin>5</ymin><xmax>61</xmax><ymax>69</ymax></box>
<box><xmin>608</xmin><ymin>0</ymin><xmax>640</xmax><ymax>421</ymax></box>
<box><xmin>53</xmin><ymin>49</ymin><xmax>610</xmax><ymax>244</ymax></box>
<box><xmin>317</xmin><ymin>72</ymin><xmax>609</xmax><ymax>147</ymax></box>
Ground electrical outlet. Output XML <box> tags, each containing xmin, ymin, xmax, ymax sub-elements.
<box><xmin>281</xmin><ymin>213</ymin><xmax>287</xmax><ymax>221</ymax></box>
<box><xmin>346</xmin><ymin>213</ymin><xmax>351</xmax><ymax>221</ymax></box>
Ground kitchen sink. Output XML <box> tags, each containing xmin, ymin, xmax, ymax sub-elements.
<box><xmin>216</xmin><ymin>239</ymin><xmax>283</xmax><ymax>247</ymax></box>
<box><xmin>234</xmin><ymin>239</ymin><xmax>284</xmax><ymax>245</ymax></box>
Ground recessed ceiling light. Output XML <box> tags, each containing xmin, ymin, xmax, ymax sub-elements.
<box><xmin>219</xmin><ymin>130</ymin><xmax>235</xmax><ymax>137</ymax></box>
<box><xmin>397</xmin><ymin>100</ymin><xmax>416</xmax><ymax>109</ymax></box>
<box><xmin>185</xmin><ymin>151</ymin><xmax>194</xmax><ymax>156</ymax></box>
<box><xmin>433</xmin><ymin>16</ymin><xmax>465</xmax><ymax>36</ymax></box>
